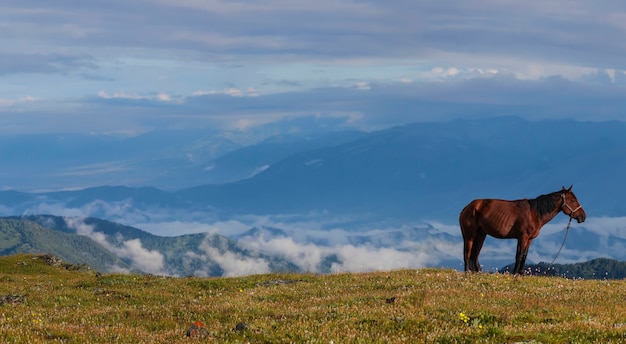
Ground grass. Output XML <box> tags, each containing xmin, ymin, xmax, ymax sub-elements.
<box><xmin>1</xmin><ymin>254</ymin><xmax>626</xmax><ymax>343</ymax></box>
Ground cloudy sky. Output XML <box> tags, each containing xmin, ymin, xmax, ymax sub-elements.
<box><xmin>2</xmin><ymin>0</ymin><xmax>626</xmax><ymax>135</ymax></box>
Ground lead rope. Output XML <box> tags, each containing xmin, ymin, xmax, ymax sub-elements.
<box><xmin>549</xmin><ymin>193</ymin><xmax>580</xmax><ymax>266</ymax></box>
<box><xmin>549</xmin><ymin>216</ymin><xmax>573</xmax><ymax>266</ymax></box>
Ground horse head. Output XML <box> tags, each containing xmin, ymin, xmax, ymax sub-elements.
<box><xmin>561</xmin><ymin>185</ymin><xmax>586</xmax><ymax>223</ymax></box>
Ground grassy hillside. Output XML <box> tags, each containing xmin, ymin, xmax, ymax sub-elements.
<box><xmin>11</xmin><ymin>215</ymin><xmax>299</xmax><ymax>276</ymax></box>
<box><xmin>0</xmin><ymin>219</ymin><xmax>130</xmax><ymax>273</ymax></box>
<box><xmin>1</xmin><ymin>254</ymin><xmax>625</xmax><ymax>343</ymax></box>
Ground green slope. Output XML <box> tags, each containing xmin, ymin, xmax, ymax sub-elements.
<box><xmin>7</xmin><ymin>215</ymin><xmax>299</xmax><ymax>276</ymax></box>
<box><xmin>1</xmin><ymin>255</ymin><xmax>626</xmax><ymax>343</ymax></box>
<box><xmin>0</xmin><ymin>218</ymin><xmax>131</xmax><ymax>273</ymax></box>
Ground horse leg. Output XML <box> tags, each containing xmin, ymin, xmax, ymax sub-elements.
<box><xmin>463</xmin><ymin>237</ymin><xmax>473</xmax><ymax>272</ymax></box>
<box><xmin>461</xmin><ymin>224</ymin><xmax>481</xmax><ymax>272</ymax></box>
<box><xmin>518</xmin><ymin>238</ymin><xmax>532</xmax><ymax>274</ymax></box>
<box><xmin>514</xmin><ymin>238</ymin><xmax>531</xmax><ymax>275</ymax></box>
<box><xmin>469</xmin><ymin>230</ymin><xmax>486</xmax><ymax>272</ymax></box>
<box><xmin>460</xmin><ymin>209</ymin><xmax>479</xmax><ymax>272</ymax></box>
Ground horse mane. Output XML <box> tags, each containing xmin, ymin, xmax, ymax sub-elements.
<box><xmin>528</xmin><ymin>191</ymin><xmax>561</xmax><ymax>216</ymax></box>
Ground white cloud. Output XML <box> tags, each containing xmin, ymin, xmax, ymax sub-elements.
<box><xmin>330</xmin><ymin>245</ymin><xmax>428</xmax><ymax>273</ymax></box>
<box><xmin>156</xmin><ymin>92</ymin><xmax>173</xmax><ymax>101</ymax></box>
<box><xmin>115</xmin><ymin>238</ymin><xmax>166</xmax><ymax>274</ymax></box>
<box><xmin>98</xmin><ymin>90</ymin><xmax>181</xmax><ymax>103</ymax></box>
<box><xmin>0</xmin><ymin>95</ymin><xmax>39</xmax><ymax>107</ymax></box>
<box><xmin>248</xmin><ymin>164</ymin><xmax>270</xmax><ymax>178</ymax></box>
<box><xmin>64</xmin><ymin>217</ymin><xmax>166</xmax><ymax>275</ymax></box>
<box><xmin>191</xmin><ymin>90</ymin><xmax>212</xmax><ymax>96</ymax></box>
<box><xmin>192</xmin><ymin>87</ymin><xmax>259</xmax><ymax>97</ymax></box>
<box><xmin>353</xmin><ymin>82</ymin><xmax>371</xmax><ymax>90</ymax></box>
<box><xmin>98</xmin><ymin>90</ymin><xmax>144</xmax><ymax>100</ymax></box>
<box><xmin>581</xmin><ymin>216</ymin><xmax>626</xmax><ymax>239</ymax></box>
<box><xmin>426</xmin><ymin>64</ymin><xmax>607</xmax><ymax>83</ymax></box>
<box><xmin>241</xmin><ymin>235</ymin><xmax>325</xmax><ymax>272</ymax></box>
<box><xmin>189</xmin><ymin>234</ymin><xmax>271</xmax><ymax>277</ymax></box>
<box><xmin>247</xmin><ymin>87</ymin><xmax>260</xmax><ymax>96</ymax></box>
<box><xmin>236</xmin><ymin>227</ymin><xmax>461</xmax><ymax>274</ymax></box>
<box><xmin>224</xmin><ymin>88</ymin><xmax>243</xmax><ymax>97</ymax></box>
<box><xmin>55</xmin><ymin>161</ymin><xmax>128</xmax><ymax>177</ymax></box>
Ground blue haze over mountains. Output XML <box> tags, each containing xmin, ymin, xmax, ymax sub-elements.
<box><xmin>1</xmin><ymin>117</ymin><xmax>626</xmax><ymax>273</ymax></box>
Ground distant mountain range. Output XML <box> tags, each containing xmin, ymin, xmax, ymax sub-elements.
<box><xmin>2</xmin><ymin>117</ymin><xmax>625</xmax><ymax>223</ymax></box>
<box><xmin>0</xmin><ymin>116</ymin><xmax>365</xmax><ymax>191</ymax></box>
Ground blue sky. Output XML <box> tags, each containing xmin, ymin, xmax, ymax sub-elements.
<box><xmin>2</xmin><ymin>0</ymin><xmax>626</xmax><ymax>135</ymax></box>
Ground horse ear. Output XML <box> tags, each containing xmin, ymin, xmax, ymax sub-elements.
<box><xmin>568</xmin><ymin>184</ymin><xmax>573</xmax><ymax>191</ymax></box>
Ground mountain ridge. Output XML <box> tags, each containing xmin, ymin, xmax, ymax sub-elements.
<box><xmin>2</xmin><ymin>215</ymin><xmax>298</xmax><ymax>276</ymax></box>
<box><xmin>2</xmin><ymin>214</ymin><xmax>626</xmax><ymax>279</ymax></box>
<box><xmin>0</xmin><ymin>217</ymin><xmax>131</xmax><ymax>272</ymax></box>
<box><xmin>2</xmin><ymin>117</ymin><xmax>625</xmax><ymax>222</ymax></box>
<box><xmin>175</xmin><ymin>117</ymin><xmax>626</xmax><ymax>219</ymax></box>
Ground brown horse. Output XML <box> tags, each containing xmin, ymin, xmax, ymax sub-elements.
<box><xmin>459</xmin><ymin>186</ymin><xmax>586</xmax><ymax>274</ymax></box>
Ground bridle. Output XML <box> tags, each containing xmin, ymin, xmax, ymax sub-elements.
<box><xmin>561</xmin><ymin>192</ymin><xmax>582</xmax><ymax>218</ymax></box>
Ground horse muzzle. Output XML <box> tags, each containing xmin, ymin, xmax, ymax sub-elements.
<box><xmin>575</xmin><ymin>212</ymin><xmax>586</xmax><ymax>223</ymax></box>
